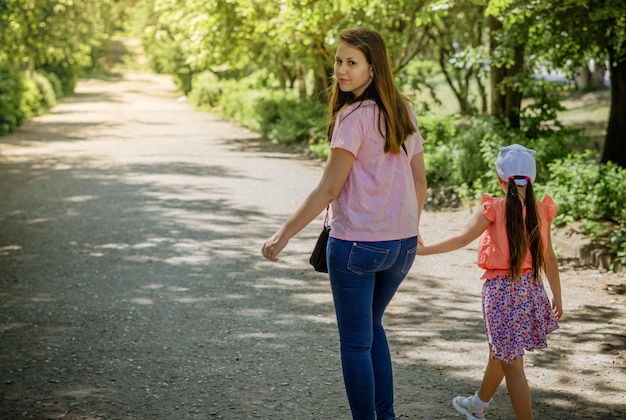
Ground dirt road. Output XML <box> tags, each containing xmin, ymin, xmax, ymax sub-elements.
<box><xmin>1</xmin><ymin>72</ymin><xmax>624</xmax><ymax>419</ymax></box>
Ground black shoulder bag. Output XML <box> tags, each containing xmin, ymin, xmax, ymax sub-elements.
<box><xmin>309</xmin><ymin>207</ymin><xmax>330</xmax><ymax>273</ymax></box>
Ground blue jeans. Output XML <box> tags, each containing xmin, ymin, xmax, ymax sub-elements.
<box><xmin>327</xmin><ymin>236</ymin><xmax>418</xmax><ymax>420</ymax></box>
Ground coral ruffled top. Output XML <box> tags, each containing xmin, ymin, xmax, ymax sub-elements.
<box><xmin>478</xmin><ymin>194</ymin><xmax>557</xmax><ymax>280</ymax></box>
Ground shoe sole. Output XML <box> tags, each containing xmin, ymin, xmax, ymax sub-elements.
<box><xmin>452</xmin><ymin>396</ymin><xmax>482</xmax><ymax>420</ymax></box>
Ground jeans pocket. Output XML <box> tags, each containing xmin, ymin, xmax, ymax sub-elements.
<box><xmin>400</xmin><ymin>246</ymin><xmax>417</xmax><ymax>274</ymax></box>
<box><xmin>347</xmin><ymin>242</ymin><xmax>389</xmax><ymax>274</ymax></box>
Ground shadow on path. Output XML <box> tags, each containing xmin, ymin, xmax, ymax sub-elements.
<box><xmin>0</xmin><ymin>72</ymin><xmax>624</xmax><ymax>419</ymax></box>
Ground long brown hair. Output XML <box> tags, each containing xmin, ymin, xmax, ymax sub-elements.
<box><xmin>326</xmin><ymin>28</ymin><xmax>415</xmax><ymax>154</ymax></box>
<box><xmin>505</xmin><ymin>178</ymin><xmax>545</xmax><ymax>279</ymax></box>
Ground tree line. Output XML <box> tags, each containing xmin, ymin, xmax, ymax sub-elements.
<box><xmin>133</xmin><ymin>0</ymin><xmax>625</xmax><ymax>167</ymax></box>
<box><xmin>0</xmin><ymin>0</ymin><xmax>121</xmax><ymax>134</ymax></box>
<box><xmin>1</xmin><ymin>0</ymin><xmax>625</xmax><ymax>167</ymax></box>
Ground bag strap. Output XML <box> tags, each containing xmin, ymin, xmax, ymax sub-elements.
<box><xmin>323</xmin><ymin>205</ymin><xmax>330</xmax><ymax>227</ymax></box>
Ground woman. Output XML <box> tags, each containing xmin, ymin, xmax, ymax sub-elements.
<box><xmin>262</xmin><ymin>28</ymin><xmax>427</xmax><ymax>419</ymax></box>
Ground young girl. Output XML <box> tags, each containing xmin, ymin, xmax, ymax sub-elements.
<box><xmin>262</xmin><ymin>28</ymin><xmax>427</xmax><ymax>419</ymax></box>
<box><xmin>417</xmin><ymin>144</ymin><xmax>562</xmax><ymax>420</ymax></box>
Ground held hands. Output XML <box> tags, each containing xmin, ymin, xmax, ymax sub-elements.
<box><xmin>417</xmin><ymin>231</ymin><xmax>424</xmax><ymax>247</ymax></box>
<box><xmin>262</xmin><ymin>232</ymin><xmax>288</xmax><ymax>262</ymax></box>
<box><xmin>417</xmin><ymin>245</ymin><xmax>429</xmax><ymax>256</ymax></box>
<box><xmin>416</xmin><ymin>231</ymin><xmax>428</xmax><ymax>254</ymax></box>
<box><xmin>417</xmin><ymin>241</ymin><xmax>433</xmax><ymax>256</ymax></box>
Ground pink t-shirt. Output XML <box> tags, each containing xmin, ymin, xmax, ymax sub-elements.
<box><xmin>329</xmin><ymin>99</ymin><xmax>425</xmax><ymax>241</ymax></box>
<box><xmin>478</xmin><ymin>193</ymin><xmax>558</xmax><ymax>280</ymax></box>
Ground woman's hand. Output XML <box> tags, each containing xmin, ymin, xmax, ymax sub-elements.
<box><xmin>260</xmin><ymin>148</ymin><xmax>352</xmax><ymax>264</ymax></box>
<box><xmin>262</xmin><ymin>233</ymin><xmax>288</xmax><ymax>262</ymax></box>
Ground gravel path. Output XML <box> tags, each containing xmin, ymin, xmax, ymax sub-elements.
<box><xmin>0</xmin><ymin>72</ymin><xmax>624</xmax><ymax>420</ymax></box>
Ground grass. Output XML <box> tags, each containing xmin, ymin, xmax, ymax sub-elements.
<box><xmin>417</xmin><ymin>73</ymin><xmax>610</xmax><ymax>149</ymax></box>
<box><xmin>558</xmin><ymin>89</ymin><xmax>610</xmax><ymax>150</ymax></box>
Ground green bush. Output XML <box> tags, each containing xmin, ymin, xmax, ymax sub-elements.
<box><xmin>20</xmin><ymin>77</ymin><xmax>42</xmax><ymax>119</ymax></box>
<box><xmin>0</xmin><ymin>65</ymin><xmax>25</xmax><ymax>135</ymax></box>
<box><xmin>219</xmin><ymin>81</ymin><xmax>269</xmax><ymax>132</ymax></box>
<box><xmin>254</xmin><ymin>91</ymin><xmax>288</xmax><ymax>138</ymax></box>
<box><xmin>218</xmin><ymin>78</ymin><xmax>325</xmax><ymax>144</ymax></box>
<box><xmin>546</xmin><ymin>152</ymin><xmax>626</xmax><ymax>224</ymax></box>
<box><xmin>544</xmin><ymin>151</ymin><xmax>626</xmax><ymax>265</ymax></box>
<box><xmin>189</xmin><ymin>71</ymin><xmax>222</xmax><ymax>108</ymax></box>
<box><xmin>39</xmin><ymin>60</ymin><xmax>78</xmax><ymax>96</ymax></box>
<box><xmin>32</xmin><ymin>72</ymin><xmax>58</xmax><ymax>110</ymax></box>
<box><xmin>0</xmin><ymin>67</ymin><xmax>65</xmax><ymax>136</ymax></box>
<box><xmin>40</xmin><ymin>70</ymin><xmax>64</xmax><ymax>100</ymax></box>
<box><xmin>308</xmin><ymin>136</ymin><xmax>330</xmax><ymax>159</ymax></box>
<box><xmin>260</xmin><ymin>95</ymin><xmax>325</xmax><ymax>144</ymax></box>
<box><xmin>173</xmin><ymin>67</ymin><xmax>193</xmax><ymax>95</ymax></box>
<box><xmin>419</xmin><ymin>115</ymin><xmax>460</xmax><ymax>184</ymax></box>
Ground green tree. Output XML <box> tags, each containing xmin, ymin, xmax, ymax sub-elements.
<box><xmin>541</xmin><ymin>0</ymin><xmax>626</xmax><ymax>167</ymax></box>
<box><xmin>482</xmin><ymin>0</ymin><xmax>626</xmax><ymax>166</ymax></box>
<box><xmin>424</xmin><ymin>0</ymin><xmax>489</xmax><ymax>115</ymax></box>
<box><xmin>1</xmin><ymin>0</ymin><xmax>117</xmax><ymax>72</ymax></box>
<box><xmin>1</xmin><ymin>0</ymin><xmax>120</xmax><ymax>134</ymax></box>
<box><xmin>484</xmin><ymin>0</ymin><xmax>536</xmax><ymax>129</ymax></box>
<box><xmin>137</xmin><ymin>0</ymin><xmax>436</xmax><ymax>100</ymax></box>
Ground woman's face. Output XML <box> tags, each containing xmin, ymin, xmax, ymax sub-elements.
<box><xmin>334</xmin><ymin>41</ymin><xmax>372</xmax><ymax>97</ymax></box>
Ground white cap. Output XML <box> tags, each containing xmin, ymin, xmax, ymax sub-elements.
<box><xmin>495</xmin><ymin>144</ymin><xmax>536</xmax><ymax>186</ymax></box>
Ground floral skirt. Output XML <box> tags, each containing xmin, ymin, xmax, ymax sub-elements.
<box><xmin>482</xmin><ymin>272</ymin><xmax>559</xmax><ymax>363</ymax></box>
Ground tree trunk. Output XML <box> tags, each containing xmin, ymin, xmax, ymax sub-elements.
<box><xmin>488</xmin><ymin>16</ymin><xmax>524</xmax><ymax>128</ymax></box>
<box><xmin>575</xmin><ymin>61</ymin><xmax>606</xmax><ymax>92</ymax></box>
<box><xmin>438</xmin><ymin>49</ymin><xmax>473</xmax><ymax>115</ymax></box>
<box><xmin>475</xmin><ymin>13</ymin><xmax>488</xmax><ymax>114</ymax></box>
<box><xmin>575</xmin><ymin>64</ymin><xmax>592</xmax><ymax>91</ymax></box>
<box><xmin>504</xmin><ymin>44</ymin><xmax>524</xmax><ymax>129</ymax></box>
<box><xmin>297</xmin><ymin>64</ymin><xmax>307</xmax><ymax>100</ymax></box>
<box><xmin>476</xmin><ymin>73</ymin><xmax>488</xmax><ymax>114</ymax></box>
<box><xmin>491</xmin><ymin>66</ymin><xmax>505</xmax><ymax>118</ymax></box>
<box><xmin>313</xmin><ymin>71</ymin><xmax>328</xmax><ymax>103</ymax></box>
<box><xmin>313</xmin><ymin>60</ymin><xmax>333</xmax><ymax>103</ymax></box>
<box><xmin>601</xmin><ymin>54</ymin><xmax>626</xmax><ymax>168</ymax></box>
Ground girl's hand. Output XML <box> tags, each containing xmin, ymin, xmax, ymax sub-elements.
<box><xmin>417</xmin><ymin>231</ymin><xmax>424</xmax><ymax>247</ymax></box>
<box><xmin>552</xmin><ymin>296</ymin><xmax>563</xmax><ymax>320</ymax></box>
<box><xmin>262</xmin><ymin>233</ymin><xmax>288</xmax><ymax>262</ymax></box>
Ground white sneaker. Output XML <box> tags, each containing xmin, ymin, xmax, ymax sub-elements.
<box><xmin>452</xmin><ymin>395</ymin><xmax>487</xmax><ymax>420</ymax></box>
